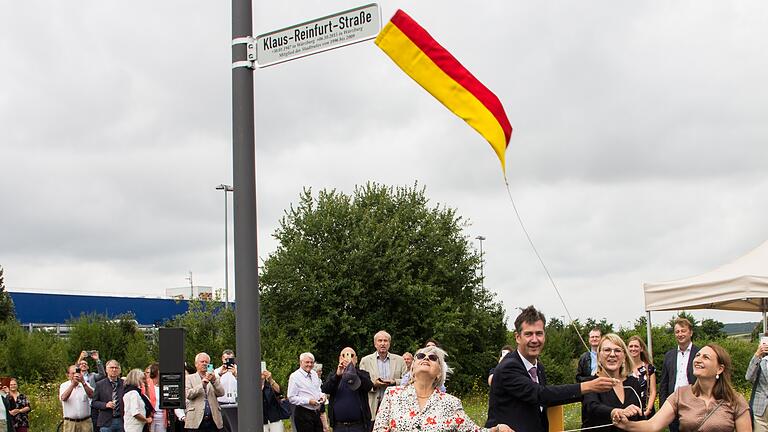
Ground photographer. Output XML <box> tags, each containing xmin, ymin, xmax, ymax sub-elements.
<box><xmin>216</xmin><ymin>349</ymin><xmax>238</xmax><ymax>404</ymax></box>
<box><xmin>60</xmin><ymin>364</ymin><xmax>95</xmax><ymax>432</ymax></box>
<box><xmin>78</xmin><ymin>350</ymin><xmax>105</xmax><ymax>431</ymax></box>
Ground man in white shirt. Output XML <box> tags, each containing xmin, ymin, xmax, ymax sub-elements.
<box><xmin>659</xmin><ymin>317</ymin><xmax>699</xmax><ymax>432</ymax></box>
<box><xmin>215</xmin><ymin>349</ymin><xmax>238</xmax><ymax>404</ymax></box>
<box><xmin>60</xmin><ymin>364</ymin><xmax>95</xmax><ymax>432</ymax></box>
<box><xmin>1</xmin><ymin>383</ymin><xmax>11</xmax><ymax>432</ymax></box>
<box><xmin>288</xmin><ymin>352</ymin><xmax>325</xmax><ymax>432</ymax></box>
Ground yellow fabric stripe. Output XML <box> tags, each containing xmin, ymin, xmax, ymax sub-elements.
<box><xmin>376</xmin><ymin>23</ymin><xmax>507</xmax><ymax>172</ymax></box>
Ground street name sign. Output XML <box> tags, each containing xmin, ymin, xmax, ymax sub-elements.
<box><xmin>256</xmin><ymin>3</ymin><xmax>381</xmax><ymax>68</ymax></box>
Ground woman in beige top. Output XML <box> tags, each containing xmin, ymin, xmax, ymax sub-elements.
<box><xmin>613</xmin><ymin>343</ymin><xmax>750</xmax><ymax>432</ymax></box>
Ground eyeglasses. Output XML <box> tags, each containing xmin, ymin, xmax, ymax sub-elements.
<box><xmin>415</xmin><ymin>353</ymin><xmax>439</xmax><ymax>362</ymax></box>
<box><xmin>601</xmin><ymin>348</ymin><xmax>624</xmax><ymax>355</ymax></box>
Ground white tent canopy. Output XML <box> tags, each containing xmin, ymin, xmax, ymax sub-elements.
<box><xmin>642</xmin><ymin>239</ymin><xmax>768</xmax><ymax>354</ymax></box>
<box><xmin>644</xmin><ymin>239</ymin><xmax>768</xmax><ymax>312</ymax></box>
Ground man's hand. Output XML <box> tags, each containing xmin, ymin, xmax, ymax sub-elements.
<box><xmin>756</xmin><ymin>343</ymin><xmax>768</xmax><ymax>358</ymax></box>
<box><xmin>336</xmin><ymin>359</ymin><xmax>350</xmax><ymax>376</ymax></box>
<box><xmin>581</xmin><ymin>376</ymin><xmax>618</xmax><ymax>394</ymax></box>
<box><xmin>90</xmin><ymin>350</ymin><xmax>100</xmax><ymax>361</ymax></box>
<box><xmin>496</xmin><ymin>424</ymin><xmax>514</xmax><ymax>432</ymax></box>
<box><xmin>106</xmin><ymin>401</ymin><xmax>115</xmax><ymax>409</ymax></box>
<box><xmin>146</xmin><ymin>416</ymin><xmax>153</xmax><ymax>424</ymax></box>
<box><xmin>309</xmin><ymin>399</ymin><xmax>319</xmax><ymax>407</ymax></box>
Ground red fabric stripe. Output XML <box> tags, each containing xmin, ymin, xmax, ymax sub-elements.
<box><xmin>389</xmin><ymin>10</ymin><xmax>512</xmax><ymax>146</ymax></box>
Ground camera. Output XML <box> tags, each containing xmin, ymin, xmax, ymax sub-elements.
<box><xmin>75</xmin><ymin>367</ymin><xmax>81</xmax><ymax>374</ymax></box>
<box><xmin>225</xmin><ymin>357</ymin><xmax>236</xmax><ymax>368</ymax></box>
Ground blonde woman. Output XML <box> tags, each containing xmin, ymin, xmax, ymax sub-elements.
<box><xmin>123</xmin><ymin>368</ymin><xmax>153</xmax><ymax>432</ymax></box>
<box><xmin>582</xmin><ymin>334</ymin><xmax>644</xmax><ymax>431</ymax></box>
<box><xmin>627</xmin><ymin>336</ymin><xmax>656</xmax><ymax>417</ymax></box>
<box><xmin>614</xmin><ymin>344</ymin><xmax>750</xmax><ymax>432</ymax></box>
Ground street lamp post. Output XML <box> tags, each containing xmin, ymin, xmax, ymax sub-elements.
<box><xmin>216</xmin><ymin>184</ymin><xmax>234</xmax><ymax>308</ymax></box>
<box><xmin>475</xmin><ymin>235</ymin><xmax>486</xmax><ymax>288</ymax></box>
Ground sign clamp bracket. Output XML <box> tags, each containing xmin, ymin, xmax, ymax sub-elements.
<box><xmin>232</xmin><ymin>36</ymin><xmax>256</xmax><ymax>69</ymax></box>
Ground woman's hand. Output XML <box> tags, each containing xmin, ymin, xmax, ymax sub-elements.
<box><xmin>496</xmin><ymin>424</ymin><xmax>514</xmax><ymax>432</ymax></box>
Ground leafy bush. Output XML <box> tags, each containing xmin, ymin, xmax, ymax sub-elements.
<box><xmin>66</xmin><ymin>313</ymin><xmax>152</xmax><ymax>371</ymax></box>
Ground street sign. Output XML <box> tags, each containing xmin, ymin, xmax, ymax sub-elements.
<box><xmin>256</xmin><ymin>3</ymin><xmax>380</xmax><ymax>68</ymax></box>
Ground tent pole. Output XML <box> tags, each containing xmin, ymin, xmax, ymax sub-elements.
<box><xmin>646</xmin><ymin>311</ymin><xmax>653</xmax><ymax>358</ymax></box>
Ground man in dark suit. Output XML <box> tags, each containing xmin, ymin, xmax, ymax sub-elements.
<box><xmin>321</xmin><ymin>347</ymin><xmax>374</xmax><ymax>432</ymax></box>
<box><xmin>576</xmin><ymin>328</ymin><xmax>602</xmax><ymax>383</ymax></box>
<box><xmin>485</xmin><ymin>305</ymin><xmax>617</xmax><ymax>432</ymax></box>
<box><xmin>91</xmin><ymin>359</ymin><xmax>125</xmax><ymax>432</ymax></box>
<box><xmin>659</xmin><ymin>317</ymin><xmax>699</xmax><ymax>432</ymax></box>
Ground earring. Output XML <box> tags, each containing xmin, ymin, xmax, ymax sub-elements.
<box><xmin>716</xmin><ymin>374</ymin><xmax>720</xmax><ymax>380</ymax></box>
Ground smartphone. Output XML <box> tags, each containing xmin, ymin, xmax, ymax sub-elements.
<box><xmin>261</xmin><ymin>361</ymin><xmax>267</xmax><ymax>371</ymax></box>
<box><xmin>761</xmin><ymin>336</ymin><xmax>768</xmax><ymax>346</ymax></box>
<box><xmin>207</xmin><ymin>364</ymin><xmax>214</xmax><ymax>374</ymax></box>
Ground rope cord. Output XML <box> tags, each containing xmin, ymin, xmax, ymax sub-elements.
<box><xmin>504</xmin><ymin>178</ymin><xmax>589</xmax><ymax>352</ymax></box>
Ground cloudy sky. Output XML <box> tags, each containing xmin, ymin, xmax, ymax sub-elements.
<box><xmin>2</xmin><ymin>1</ymin><xmax>767</xmax><ymax>329</ymax></box>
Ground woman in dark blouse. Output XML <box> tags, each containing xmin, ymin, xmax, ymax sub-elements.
<box><xmin>7</xmin><ymin>379</ymin><xmax>31</xmax><ymax>432</ymax></box>
<box><xmin>583</xmin><ymin>334</ymin><xmax>644</xmax><ymax>431</ymax></box>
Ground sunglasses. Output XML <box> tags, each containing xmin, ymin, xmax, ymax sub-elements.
<box><xmin>415</xmin><ymin>353</ymin><xmax>439</xmax><ymax>362</ymax></box>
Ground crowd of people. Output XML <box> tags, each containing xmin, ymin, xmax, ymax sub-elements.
<box><xmin>6</xmin><ymin>305</ymin><xmax>768</xmax><ymax>432</ymax></box>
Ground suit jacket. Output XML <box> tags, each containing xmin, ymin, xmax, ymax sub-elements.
<box><xmin>321</xmin><ymin>366</ymin><xmax>374</xmax><ymax>430</ymax></box>
<box><xmin>746</xmin><ymin>354</ymin><xmax>768</xmax><ymax>416</ymax></box>
<box><xmin>358</xmin><ymin>352</ymin><xmax>407</xmax><ymax>420</ymax></box>
<box><xmin>485</xmin><ymin>350</ymin><xmax>582</xmax><ymax>432</ymax></box>
<box><xmin>91</xmin><ymin>377</ymin><xmax>125</xmax><ymax>428</ymax></box>
<box><xmin>576</xmin><ymin>351</ymin><xmax>597</xmax><ymax>383</ymax></box>
<box><xmin>184</xmin><ymin>372</ymin><xmax>225</xmax><ymax>429</ymax></box>
<box><xmin>658</xmin><ymin>344</ymin><xmax>699</xmax><ymax>407</ymax></box>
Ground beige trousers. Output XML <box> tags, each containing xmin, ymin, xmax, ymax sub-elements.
<box><xmin>61</xmin><ymin>418</ymin><xmax>94</xmax><ymax>432</ymax></box>
<box><xmin>755</xmin><ymin>407</ymin><xmax>768</xmax><ymax>432</ymax></box>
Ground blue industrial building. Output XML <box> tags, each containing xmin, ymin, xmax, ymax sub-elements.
<box><xmin>9</xmin><ymin>292</ymin><xmax>193</xmax><ymax>326</ymax></box>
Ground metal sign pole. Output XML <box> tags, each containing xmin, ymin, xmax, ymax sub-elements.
<box><xmin>232</xmin><ymin>0</ymin><xmax>263</xmax><ymax>429</ymax></box>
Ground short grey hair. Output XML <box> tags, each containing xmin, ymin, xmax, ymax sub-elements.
<box><xmin>125</xmin><ymin>368</ymin><xmax>144</xmax><ymax>387</ymax></box>
<box><xmin>299</xmin><ymin>352</ymin><xmax>315</xmax><ymax>362</ymax></box>
<box><xmin>373</xmin><ymin>330</ymin><xmax>391</xmax><ymax>342</ymax></box>
<box><xmin>195</xmin><ymin>352</ymin><xmax>211</xmax><ymax>363</ymax></box>
<box><xmin>416</xmin><ymin>346</ymin><xmax>452</xmax><ymax>389</ymax></box>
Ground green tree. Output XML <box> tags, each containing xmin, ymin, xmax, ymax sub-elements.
<box><xmin>0</xmin><ymin>266</ymin><xmax>16</xmax><ymax>323</ymax></box>
<box><xmin>165</xmin><ymin>299</ymin><xmax>235</xmax><ymax>365</ymax></box>
<box><xmin>67</xmin><ymin>313</ymin><xmax>152</xmax><ymax>371</ymax></box>
<box><xmin>260</xmin><ymin>183</ymin><xmax>507</xmax><ymax>393</ymax></box>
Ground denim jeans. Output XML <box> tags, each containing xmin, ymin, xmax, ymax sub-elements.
<box><xmin>99</xmin><ymin>416</ymin><xmax>123</xmax><ymax>432</ymax></box>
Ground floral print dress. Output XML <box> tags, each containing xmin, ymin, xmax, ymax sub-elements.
<box><xmin>8</xmin><ymin>392</ymin><xmax>30</xmax><ymax>430</ymax></box>
<box><xmin>372</xmin><ymin>385</ymin><xmax>490</xmax><ymax>432</ymax></box>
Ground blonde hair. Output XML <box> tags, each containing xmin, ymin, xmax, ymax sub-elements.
<box><xmin>125</xmin><ymin>368</ymin><xmax>145</xmax><ymax>387</ymax></box>
<box><xmin>595</xmin><ymin>333</ymin><xmax>633</xmax><ymax>380</ymax></box>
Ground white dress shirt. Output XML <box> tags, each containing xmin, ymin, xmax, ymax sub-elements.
<box><xmin>59</xmin><ymin>381</ymin><xmax>91</xmax><ymax>419</ymax></box>
<box><xmin>287</xmin><ymin>368</ymin><xmax>323</xmax><ymax>410</ymax></box>
<box><xmin>674</xmin><ymin>342</ymin><xmax>693</xmax><ymax>390</ymax></box>
<box><xmin>216</xmin><ymin>368</ymin><xmax>238</xmax><ymax>404</ymax></box>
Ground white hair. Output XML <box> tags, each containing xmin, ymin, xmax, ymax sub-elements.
<box><xmin>195</xmin><ymin>352</ymin><xmax>210</xmax><ymax>363</ymax></box>
<box><xmin>299</xmin><ymin>352</ymin><xmax>315</xmax><ymax>362</ymax></box>
<box><xmin>416</xmin><ymin>346</ymin><xmax>452</xmax><ymax>388</ymax></box>
<box><xmin>373</xmin><ymin>330</ymin><xmax>391</xmax><ymax>342</ymax></box>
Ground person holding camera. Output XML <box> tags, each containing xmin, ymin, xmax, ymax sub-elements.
<box><xmin>215</xmin><ymin>349</ymin><xmax>238</xmax><ymax>404</ymax></box>
<box><xmin>185</xmin><ymin>353</ymin><xmax>224</xmax><ymax>432</ymax></box>
<box><xmin>746</xmin><ymin>333</ymin><xmax>768</xmax><ymax>432</ymax></box>
<box><xmin>60</xmin><ymin>364</ymin><xmax>95</xmax><ymax>432</ymax></box>
<box><xmin>321</xmin><ymin>347</ymin><xmax>374</xmax><ymax>432</ymax></box>
<box><xmin>78</xmin><ymin>350</ymin><xmax>106</xmax><ymax>431</ymax></box>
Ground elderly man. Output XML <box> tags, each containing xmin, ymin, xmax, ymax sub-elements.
<box><xmin>215</xmin><ymin>349</ymin><xmax>238</xmax><ymax>404</ymax></box>
<box><xmin>91</xmin><ymin>360</ymin><xmax>125</xmax><ymax>432</ymax></box>
<box><xmin>60</xmin><ymin>364</ymin><xmax>95</xmax><ymax>432</ymax></box>
<box><xmin>288</xmin><ymin>352</ymin><xmax>325</xmax><ymax>432</ymax></box>
<box><xmin>185</xmin><ymin>352</ymin><xmax>225</xmax><ymax>432</ymax></box>
<box><xmin>358</xmin><ymin>331</ymin><xmax>407</xmax><ymax>421</ymax></box>
<box><xmin>485</xmin><ymin>306</ymin><xmax>616</xmax><ymax>432</ymax></box>
<box><xmin>576</xmin><ymin>328</ymin><xmax>601</xmax><ymax>382</ymax></box>
<box><xmin>321</xmin><ymin>347</ymin><xmax>373</xmax><ymax>432</ymax></box>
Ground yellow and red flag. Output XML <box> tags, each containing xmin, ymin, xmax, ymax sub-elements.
<box><xmin>375</xmin><ymin>10</ymin><xmax>512</xmax><ymax>174</ymax></box>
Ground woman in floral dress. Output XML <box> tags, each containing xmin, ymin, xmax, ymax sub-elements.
<box><xmin>372</xmin><ymin>346</ymin><xmax>512</xmax><ymax>432</ymax></box>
